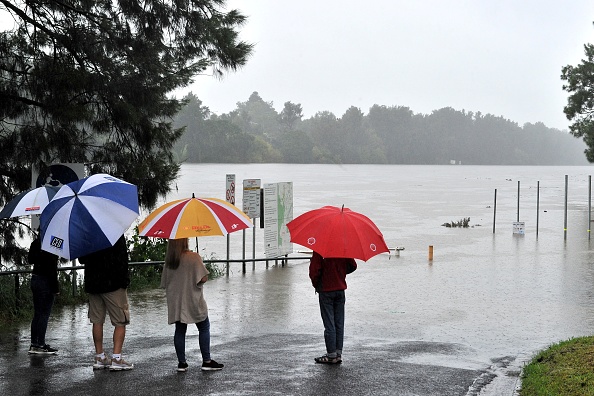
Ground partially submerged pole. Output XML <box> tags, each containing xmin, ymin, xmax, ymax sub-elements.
<box><xmin>493</xmin><ymin>189</ymin><xmax>497</xmax><ymax>234</ymax></box>
<box><xmin>226</xmin><ymin>234</ymin><xmax>230</xmax><ymax>276</ymax></box>
<box><xmin>536</xmin><ymin>181</ymin><xmax>540</xmax><ymax>238</ymax></box>
<box><xmin>517</xmin><ymin>181</ymin><xmax>520</xmax><ymax>222</ymax></box>
<box><xmin>252</xmin><ymin>224</ymin><xmax>257</xmax><ymax>270</ymax></box>
<box><xmin>242</xmin><ymin>229</ymin><xmax>246</xmax><ymax>273</ymax></box>
<box><xmin>564</xmin><ymin>175</ymin><xmax>568</xmax><ymax>240</ymax></box>
<box><xmin>588</xmin><ymin>175</ymin><xmax>592</xmax><ymax>239</ymax></box>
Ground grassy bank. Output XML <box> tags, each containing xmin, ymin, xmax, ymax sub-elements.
<box><xmin>520</xmin><ymin>336</ymin><xmax>594</xmax><ymax>395</ymax></box>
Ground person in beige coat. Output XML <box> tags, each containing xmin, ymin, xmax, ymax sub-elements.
<box><xmin>160</xmin><ymin>238</ymin><xmax>224</xmax><ymax>372</ymax></box>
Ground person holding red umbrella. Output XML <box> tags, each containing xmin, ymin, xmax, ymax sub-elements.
<box><xmin>309</xmin><ymin>251</ymin><xmax>357</xmax><ymax>365</ymax></box>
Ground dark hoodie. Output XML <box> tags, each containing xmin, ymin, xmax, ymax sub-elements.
<box><xmin>28</xmin><ymin>237</ymin><xmax>59</xmax><ymax>294</ymax></box>
<box><xmin>309</xmin><ymin>251</ymin><xmax>357</xmax><ymax>292</ymax></box>
<box><xmin>79</xmin><ymin>236</ymin><xmax>130</xmax><ymax>294</ymax></box>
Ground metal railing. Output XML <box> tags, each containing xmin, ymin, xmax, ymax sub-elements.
<box><xmin>0</xmin><ymin>254</ymin><xmax>312</xmax><ymax>303</ymax></box>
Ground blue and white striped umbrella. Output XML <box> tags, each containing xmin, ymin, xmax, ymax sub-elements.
<box><xmin>40</xmin><ymin>174</ymin><xmax>139</xmax><ymax>260</ymax></box>
<box><xmin>0</xmin><ymin>186</ymin><xmax>60</xmax><ymax>218</ymax></box>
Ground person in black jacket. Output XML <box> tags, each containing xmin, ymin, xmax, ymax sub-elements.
<box><xmin>28</xmin><ymin>236</ymin><xmax>59</xmax><ymax>355</ymax></box>
<box><xmin>79</xmin><ymin>235</ymin><xmax>133</xmax><ymax>371</ymax></box>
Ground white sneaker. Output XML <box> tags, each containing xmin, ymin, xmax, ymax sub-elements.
<box><xmin>109</xmin><ymin>357</ymin><xmax>134</xmax><ymax>371</ymax></box>
<box><xmin>93</xmin><ymin>355</ymin><xmax>111</xmax><ymax>370</ymax></box>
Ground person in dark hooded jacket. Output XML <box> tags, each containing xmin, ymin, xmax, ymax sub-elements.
<box><xmin>309</xmin><ymin>251</ymin><xmax>357</xmax><ymax>364</ymax></box>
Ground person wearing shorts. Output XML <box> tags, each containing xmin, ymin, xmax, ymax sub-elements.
<box><xmin>79</xmin><ymin>235</ymin><xmax>133</xmax><ymax>371</ymax></box>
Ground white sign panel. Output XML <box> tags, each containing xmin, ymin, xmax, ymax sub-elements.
<box><xmin>264</xmin><ymin>182</ymin><xmax>293</xmax><ymax>258</ymax></box>
<box><xmin>226</xmin><ymin>174</ymin><xmax>235</xmax><ymax>205</ymax></box>
<box><xmin>513</xmin><ymin>221</ymin><xmax>525</xmax><ymax>235</ymax></box>
<box><xmin>32</xmin><ymin>163</ymin><xmax>85</xmax><ymax>188</ymax></box>
<box><xmin>242</xmin><ymin>179</ymin><xmax>261</xmax><ymax>219</ymax></box>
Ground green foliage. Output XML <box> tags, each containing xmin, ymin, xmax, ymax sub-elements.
<box><xmin>561</xmin><ymin>29</ymin><xmax>594</xmax><ymax>162</ymax></box>
<box><xmin>129</xmin><ymin>264</ymin><xmax>163</xmax><ymax>291</ymax></box>
<box><xmin>0</xmin><ymin>0</ymin><xmax>253</xmax><ymax>268</ymax></box>
<box><xmin>199</xmin><ymin>250</ymin><xmax>225</xmax><ymax>279</ymax></box>
<box><xmin>125</xmin><ymin>226</ymin><xmax>167</xmax><ymax>290</ymax></box>
<box><xmin>205</xmin><ymin>262</ymin><xmax>225</xmax><ymax>279</ymax></box>
<box><xmin>0</xmin><ymin>274</ymin><xmax>24</xmax><ymax>324</ymax></box>
<box><xmin>126</xmin><ymin>226</ymin><xmax>168</xmax><ymax>263</ymax></box>
<box><xmin>173</xmin><ymin>91</ymin><xmax>588</xmax><ymax>166</ymax></box>
<box><xmin>56</xmin><ymin>270</ymin><xmax>86</xmax><ymax>305</ymax></box>
<box><xmin>520</xmin><ymin>337</ymin><xmax>594</xmax><ymax>395</ymax></box>
<box><xmin>173</xmin><ymin>93</ymin><xmax>281</xmax><ymax>163</ymax></box>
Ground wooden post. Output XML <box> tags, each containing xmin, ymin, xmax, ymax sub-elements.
<box><xmin>428</xmin><ymin>245</ymin><xmax>434</xmax><ymax>260</ymax></box>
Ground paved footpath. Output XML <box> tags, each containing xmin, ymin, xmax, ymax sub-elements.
<box><xmin>0</xmin><ymin>261</ymin><xmax>522</xmax><ymax>396</ymax></box>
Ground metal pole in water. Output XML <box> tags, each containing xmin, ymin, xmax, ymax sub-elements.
<box><xmin>226</xmin><ymin>234</ymin><xmax>230</xmax><ymax>276</ymax></box>
<box><xmin>588</xmin><ymin>175</ymin><xmax>592</xmax><ymax>239</ymax></box>
<box><xmin>564</xmin><ymin>175</ymin><xmax>568</xmax><ymax>240</ymax></box>
<box><xmin>493</xmin><ymin>189</ymin><xmax>497</xmax><ymax>234</ymax></box>
<box><xmin>517</xmin><ymin>181</ymin><xmax>520</xmax><ymax>222</ymax></box>
<box><xmin>536</xmin><ymin>181</ymin><xmax>540</xmax><ymax>238</ymax></box>
<box><xmin>252</xmin><ymin>224</ymin><xmax>256</xmax><ymax>270</ymax></box>
<box><xmin>242</xmin><ymin>229</ymin><xmax>246</xmax><ymax>274</ymax></box>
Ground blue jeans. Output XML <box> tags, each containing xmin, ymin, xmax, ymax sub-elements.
<box><xmin>30</xmin><ymin>275</ymin><xmax>55</xmax><ymax>347</ymax></box>
<box><xmin>318</xmin><ymin>290</ymin><xmax>346</xmax><ymax>357</ymax></box>
<box><xmin>174</xmin><ymin>317</ymin><xmax>211</xmax><ymax>363</ymax></box>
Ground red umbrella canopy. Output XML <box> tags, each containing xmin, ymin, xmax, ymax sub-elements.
<box><xmin>286</xmin><ymin>205</ymin><xmax>389</xmax><ymax>261</ymax></box>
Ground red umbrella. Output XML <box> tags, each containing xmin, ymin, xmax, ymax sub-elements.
<box><xmin>286</xmin><ymin>205</ymin><xmax>389</xmax><ymax>261</ymax></box>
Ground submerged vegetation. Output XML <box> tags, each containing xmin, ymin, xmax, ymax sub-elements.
<box><xmin>442</xmin><ymin>217</ymin><xmax>471</xmax><ymax>228</ymax></box>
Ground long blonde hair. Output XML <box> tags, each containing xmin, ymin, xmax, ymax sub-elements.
<box><xmin>164</xmin><ymin>238</ymin><xmax>189</xmax><ymax>269</ymax></box>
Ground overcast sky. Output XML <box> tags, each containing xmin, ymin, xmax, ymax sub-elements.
<box><xmin>179</xmin><ymin>0</ymin><xmax>594</xmax><ymax>131</ymax></box>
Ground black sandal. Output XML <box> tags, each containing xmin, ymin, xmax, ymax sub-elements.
<box><xmin>314</xmin><ymin>355</ymin><xmax>339</xmax><ymax>364</ymax></box>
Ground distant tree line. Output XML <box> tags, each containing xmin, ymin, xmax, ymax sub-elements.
<box><xmin>173</xmin><ymin>91</ymin><xmax>589</xmax><ymax>165</ymax></box>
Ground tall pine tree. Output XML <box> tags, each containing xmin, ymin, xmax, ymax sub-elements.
<box><xmin>0</xmin><ymin>0</ymin><xmax>252</xmax><ymax>266</ymax></box>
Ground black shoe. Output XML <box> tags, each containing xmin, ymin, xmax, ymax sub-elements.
<box><xmin>314</xmin><ymin>354</ymin><xmax>339</xmax><ymax>364</ymax></box>
<box><xmin>201</xmin><ymin>359</ymin><xmax>224</xmax><ymax>371</ymax></box>
<box><xmin>28</xmin><ymin>345</ymin><xmax>58</xmax><ymax>355</ymax></box>
<box><xmin>177</xmin><ymin>362</ymin><xmax>188</xmax><ymax>372</ymax></box>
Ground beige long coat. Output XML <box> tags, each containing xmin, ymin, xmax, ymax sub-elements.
<box><xmin>160</xmin><ymin>251</ymin><xmax>209</xmax><ymax>324</ymax></box>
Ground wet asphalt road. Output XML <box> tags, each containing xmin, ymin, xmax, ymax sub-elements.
<box><xmin>0</xmin><ymin>260</ymin><xmax>522</xmax><ymax>396</ymax></box>
<box><xmin>0</xmin><ymin>333</ymin><xmax>518</xmax><ymax>396</ymax></box>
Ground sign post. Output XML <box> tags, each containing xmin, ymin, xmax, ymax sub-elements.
<box><xmin>243</xmin><ymin>179</ymin><xmax>261</xmax><ymax>268</ymax></box>
<box><xmin>263</xmin><ymin>182</ymin><xmax>293</xmax><ymax>259</ymax></box>
<box><xmin>225</xmin><ymin>174</ymin><xmax>236</xmax><ymax>275</ymax></box>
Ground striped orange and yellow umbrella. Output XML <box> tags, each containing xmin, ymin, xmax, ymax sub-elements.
<box><xmin>138</xmin><ymin>195</ymin><xmax>252</xmax><ymax>239</ymax></box>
